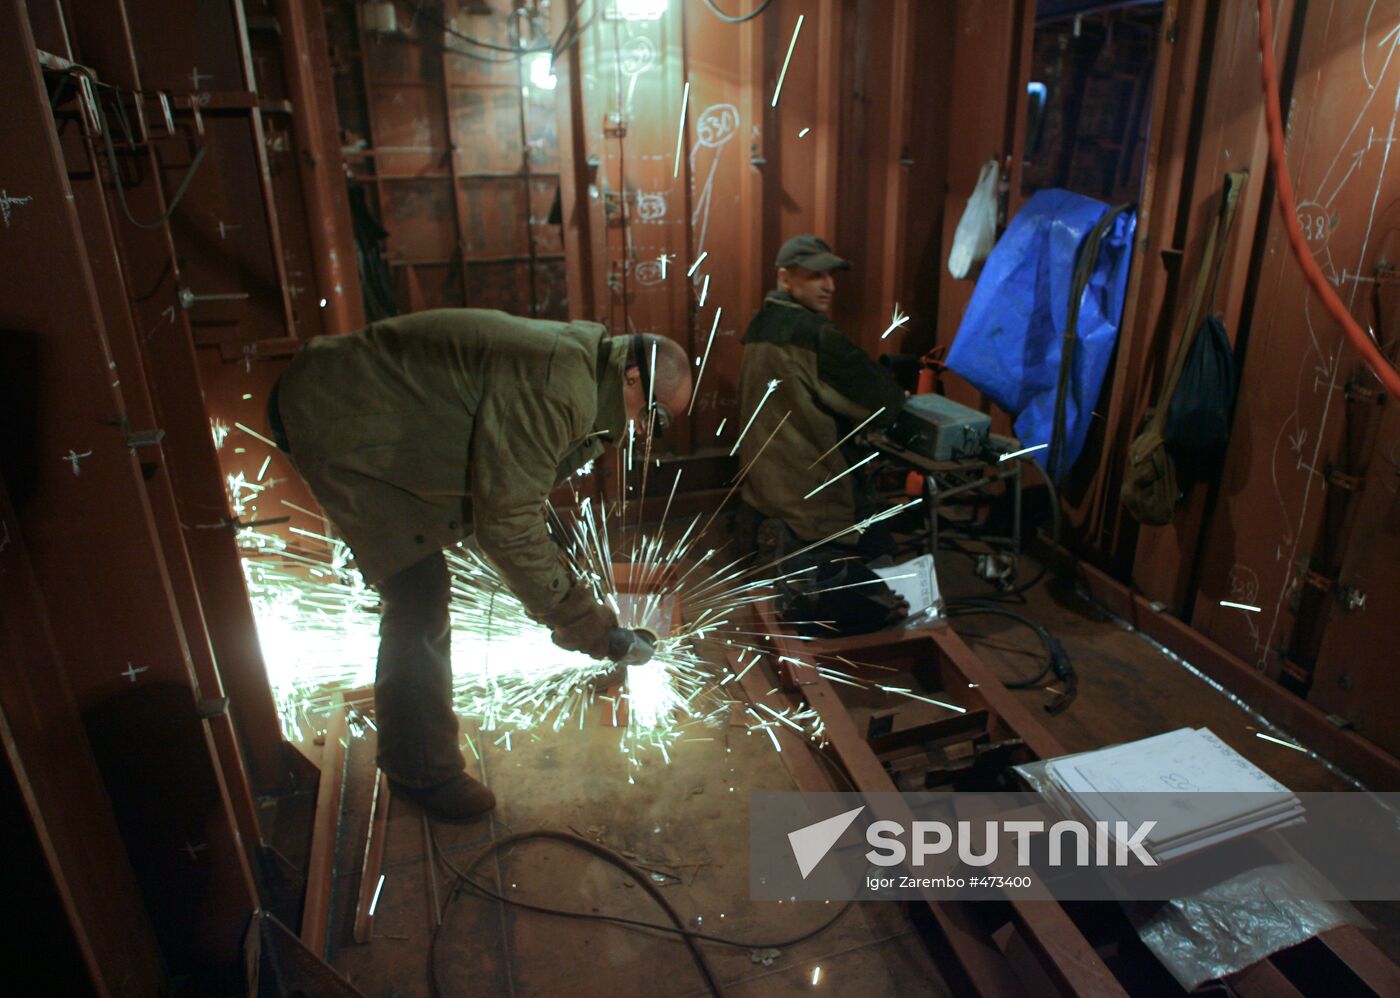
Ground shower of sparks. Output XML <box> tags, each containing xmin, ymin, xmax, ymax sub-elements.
<box><xmin>687</xmin><ymin>251</ymin><xmax>708</xmax><ymax>278</ymax></box>
<box><xmin>798</xmin><ymin>127</ymin><xmax>811</xmax><ymax>138</ymax></box>
<box><xmin>257</xmin><ymin>455</ymin><xmax>272</xmax><ymax>481</ymax></box>
<box><xmin>658</xmin><ymin>252</ymin><xmax>671</xmax><ymax>279</ymax></box>
<box><xmin>772</xmin><ymin>14</ymin><xmax>805</xmax><ymax>108</ymax></box>
<box><xmin>807</xmin><ymin>406</ymin><xmax>885</xmax><ymax>469</ymax></box>
<box><xmin>881</xmin><ymin>304</ymin><xmax>909</xmax><ymax>340</ymax></box>
<box><xmin>998</xmin><ymin>443</ymin><xmax>1048</xmax><ymax>462</ymax></box>
<box><xmin>1220</xmin><ymin>600</ymin><xmax>1262</xmax><ymax>612</ymax></box>
<box><xmin>687</xmin><ymin>307</ymin><xmax>723</xmax><ymax>415</ymax></box>
<box><xmin>729</xmin><ymin>379</ymin><xmax>781</xmax><ymax>457</ymax></box>
<box><xmin>234</xmin><ymin>383</ymin><xmax>949</xmax><ymax>776</ymax></box>
<box><xmin>803</xmin><ymin>451</ymin><xmax>878</xmax><ymax>499</ymax></box>
<box><xmin>699</xmin><ymin>273</ymin><xmax>711</xmax><ymax>308</ymax></box>
<box><xmin>715</xmin><ymin>418</ymin><xmax>727</xmax><ymax>436</ymax></box>
<box><xmin>673</xmin><ymin>80</ymin><xmax>690</xmax><ymax>179</ymax></box>
<box><xmin>211</xmin><ymin>418</ymin><xmax>231</xmax><ymax>449</ymax></box>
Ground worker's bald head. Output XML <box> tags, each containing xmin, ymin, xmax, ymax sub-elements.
<box><xmin>617</xmin><ymin>334</ymin><xmax>692</xmax><ymax>433</ymax></box>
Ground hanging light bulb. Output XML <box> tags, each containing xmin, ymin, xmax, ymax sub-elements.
<box><xmin>528</xmin><ymin>52</ymin><xmax>557</xmax><ymax>90</ymax></box>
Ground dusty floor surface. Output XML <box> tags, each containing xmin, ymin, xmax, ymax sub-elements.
<box><xmin>327</xmin><ymin>705</ymin><xmax>950</xmax><ymax>997</ymax></box>
<box><xmin>312</xmin><ymin>543</ymin><xmax>1396</xmax><ymax>996</ymax></box>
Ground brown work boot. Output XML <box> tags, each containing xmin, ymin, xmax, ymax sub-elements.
<box><xmin>389</xmin><ymin>772</ymin><xmax>496</xmax><ymax>823</ymax></box>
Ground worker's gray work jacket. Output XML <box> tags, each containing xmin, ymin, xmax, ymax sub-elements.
<box><xmin>276</xmin><ymin>308</ymin><xmax>627</xmax><ymax>615</ymax></box>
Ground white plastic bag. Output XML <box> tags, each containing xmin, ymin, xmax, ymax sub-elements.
<box><xmin>947</xmin><ymin>159</ymin><xmax>1000</xmax><ymax>279</ymax></box>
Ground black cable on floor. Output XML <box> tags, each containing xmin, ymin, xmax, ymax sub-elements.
<box><xmin>425</xmin><ymin>822</ymin><xmax>857</xmax><ymax>998</ymax></box>
<box><xmin>943</xmin><ymin>601</ymin><xmax>1078</xmax><ymax>713</ymax></box>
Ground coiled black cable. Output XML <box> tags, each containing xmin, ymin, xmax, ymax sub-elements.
<box><xmin>701</xmin><ymin>0</ymin><xmax>776</xmax><ymax>24</ymax></box>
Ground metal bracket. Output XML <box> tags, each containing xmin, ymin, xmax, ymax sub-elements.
<box><xmin>1302</xmin><ymin>569</ymin><xmax>1335</xmax><ymax>593</ymax></box>
<box><xmin>126</xmin><ymin>427</ymin><xmax>166</xmax><ymax>448</ymax></box>
<box><xmin>1336</xmin><ymin>585</ymin><xmax>1367</xmax><ymax>612</ymax></box>
<box><xmin>180</xmin><ymin>287</ymin><xmax>250</xmax><ymax>309</ymax></box>
<box><xmin>197</xmin><ymin>696</ymin><xmax>230</xmax><ymax>719</ymax></box>
<box><xmin>233</xmin><ymin>515</ymin><xmax>291</xmax><ymax>531</ymax></box>
<box><xmin>1278</xmin><ymin>656</ymin><xmax>1312</xmax><ymax>685</ymax></box>
<box><xmin>105</xmin><ymin>418</ymin><xmax>166</xmax><ymax>449</ymax></box>
<box><xmin>1344</xmin><ymin>378</ymin><xmax>1385</xmax><ymax>405</ymax></box>
<box><xmin>1323</xmin><ymin>465</ymin><xmax>1363</xmax><ymax>492</ymax></box>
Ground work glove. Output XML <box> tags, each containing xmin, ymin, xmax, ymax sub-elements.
<box><xmin>588</xmin><ymin>626</ymin><xmax>659</xmax><ymax>692</ymax></box>
<box><xmin>540</xmin><ymin>582</ymin><xmax>617</xmax><ymax>659</ymax></box>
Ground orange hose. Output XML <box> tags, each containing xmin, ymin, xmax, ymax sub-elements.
<box><xmin>1257</xmin><ymin>0</ymin><xmax>1400</xmax><ymax>398</ymax></box>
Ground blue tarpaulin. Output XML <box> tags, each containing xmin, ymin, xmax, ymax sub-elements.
<box><xmin>946</xmin><ymin>189</ymin><xmax>1136</xmax><ymax>481</ymax></box>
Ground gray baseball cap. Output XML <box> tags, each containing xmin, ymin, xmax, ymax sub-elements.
<box><xmin>775</xmin><ymin>234</ymin><xmax>852</xmax><ymax>273</ymax></box>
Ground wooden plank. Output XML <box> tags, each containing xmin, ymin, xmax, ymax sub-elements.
<box><xmin>755</xmin><ymin>603</ymin><xmax>1123</xmax><ymax>997</ymax></box>
<box><xmin>1071</xmin><ymin>556</ymin><xmax>1400</xmax><ymax>790</ymax></box>
<box><xmin>868</xmin><ymin>709</ymin><xmax>991</xmax><ymax>758</ymax></box>
<box><xmin>352</xmin><ymin>771</ymin><xmax>391</xmax><ymax>944</ymax></box>
<box><xmin>1086</xmin><ymin>0</ymin><xmax>1212</xmax><ymax>555</ymax></box>
<box><xmin>760</xmin><ymin>603</ymin><xmax>1067</xmax><ymax>761</ymax></box>
<box><xmin>1317</xmin><ymin>926</ymin><xmax>1400</xmax><ymax>995</ymax></box>
<box><xmin>1229</xmin><ymin>959</ymin><xmax>1305</xmax><ymax>997</ymax></box>
<box><xmin>301</xmin><ymin>706</ymin><xmax>349</xmax><ymax>955</ymax></box>
<box><xmin>731</xmin><ymin>649</ymin><xmax>831</xmax><ymax>793</ymax></box>
<box><xmin>1130</xmin><ymin>0</ymin><xmax>1300</xmax><ymax>610</ymax></box>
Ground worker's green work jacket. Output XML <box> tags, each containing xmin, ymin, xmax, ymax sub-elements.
<box><xmin>738</xmin><ymin>292</ymin><xmax>906</xmax><ymax>543</ymax></box>
<box><xmin>277</xmin><ymin>309</ymin><xmax>627</xmax><ymax>616</ymax></box>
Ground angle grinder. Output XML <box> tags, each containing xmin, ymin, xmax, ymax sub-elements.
<box><xmin>591</xmin><ymin>626</ymin><xmax>659</xmax><ymax>691</ymax></box>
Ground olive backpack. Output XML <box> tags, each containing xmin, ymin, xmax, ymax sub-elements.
<box><xmin>1123</xmin><ymin>171</ymin><xmax>1246</xmax><ymax>526</ymax></box>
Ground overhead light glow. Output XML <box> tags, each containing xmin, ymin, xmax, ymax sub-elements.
<box><xmin>528</xmin><ymin>53</ymin><xmax>557</xmax><ymax>90</ymax></box>
<box><xmin>614</xmin><ymin>0</ymin><xmax>667</xmax><ymax>20</ymax></box>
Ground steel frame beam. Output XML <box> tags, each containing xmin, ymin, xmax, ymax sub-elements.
<box><xmin>742</xmin><ymin>598</ymin><xmax>1400</xmax><ymax>994</ymax></box>
<box><xmin>2</xmin><ymin>2</ymin><xmax>261</xmax><ymax>980</ymax></box>
<box><xmin>1067</xmin><ymin>555</ymin><xmax>1400</xmax><ymax>791</ymax></box>
<box><xmin>0</xmin><ymin>481</ymin><xmax>165</xmax><ymax>994</ymax></box>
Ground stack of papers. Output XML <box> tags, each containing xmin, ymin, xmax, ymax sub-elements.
<box><xmin>1042</xmin><ymin>728</ymin><xmax>1302</xmax><ymax>864</ymax></box>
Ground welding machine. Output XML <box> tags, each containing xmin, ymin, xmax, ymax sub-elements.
<box><xmin>885</xmin><ymin>393</ymin><xmax>992</xmax><ymax>462</ymax></box>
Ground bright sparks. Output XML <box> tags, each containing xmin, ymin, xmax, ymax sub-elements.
<box><xmin>772</xmin><ymin>15</ymin><xmax>805</xmax><ymax>108</ymax></box>
<box><xmin>730</xmin><ymin>379</ymin><xmax>781</xmax><ymax>457</ymax></box>
<box><xmin>881</xmin><ymin>304</ymin><xmax>909</xmax><ymax>340</ymax></box>
<box><xmin>673</xmin><ymin>80</ymin><xmax>690</xmax><ymax>179</ymax></box>
<box><xmin>688</xmin><ymin>307</ymin><xmax>723</xmax><ymax>415</ymax></box>
<box><xmin>234</xmin><ymin>380</ymin><xmax>945</xmax><ymax>777</ymax></box>
<box><xmin>998</xmin><ymin>443</ymin><xmax>1049</xmax><ymax>462</ymax></box>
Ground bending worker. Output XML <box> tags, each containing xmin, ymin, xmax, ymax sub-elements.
<box><xmin>737</xmin><ymin>235</ymin><xmax>907</xmax><ymax>562</ymax></box>
<box><xmin>268</xmin><ymin>309</ymin><xmax>692</xmax><ymax>822</ymax></box>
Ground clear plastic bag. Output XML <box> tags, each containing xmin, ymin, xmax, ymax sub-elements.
<box><xmin>947</xmin><ymin>159</ymin><xmax>1000</xmax><ymax>279</ymax></box>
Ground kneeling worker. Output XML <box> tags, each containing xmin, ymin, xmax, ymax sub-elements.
<box><xmin>738</xmin><ymin>235</ymin><xmax>907</xmax><ymax>562</ymax></box>
<box><xmin>269</xmin><ymin>309</ymin><xmax>692</xmax><ymax>821</ymax></box>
